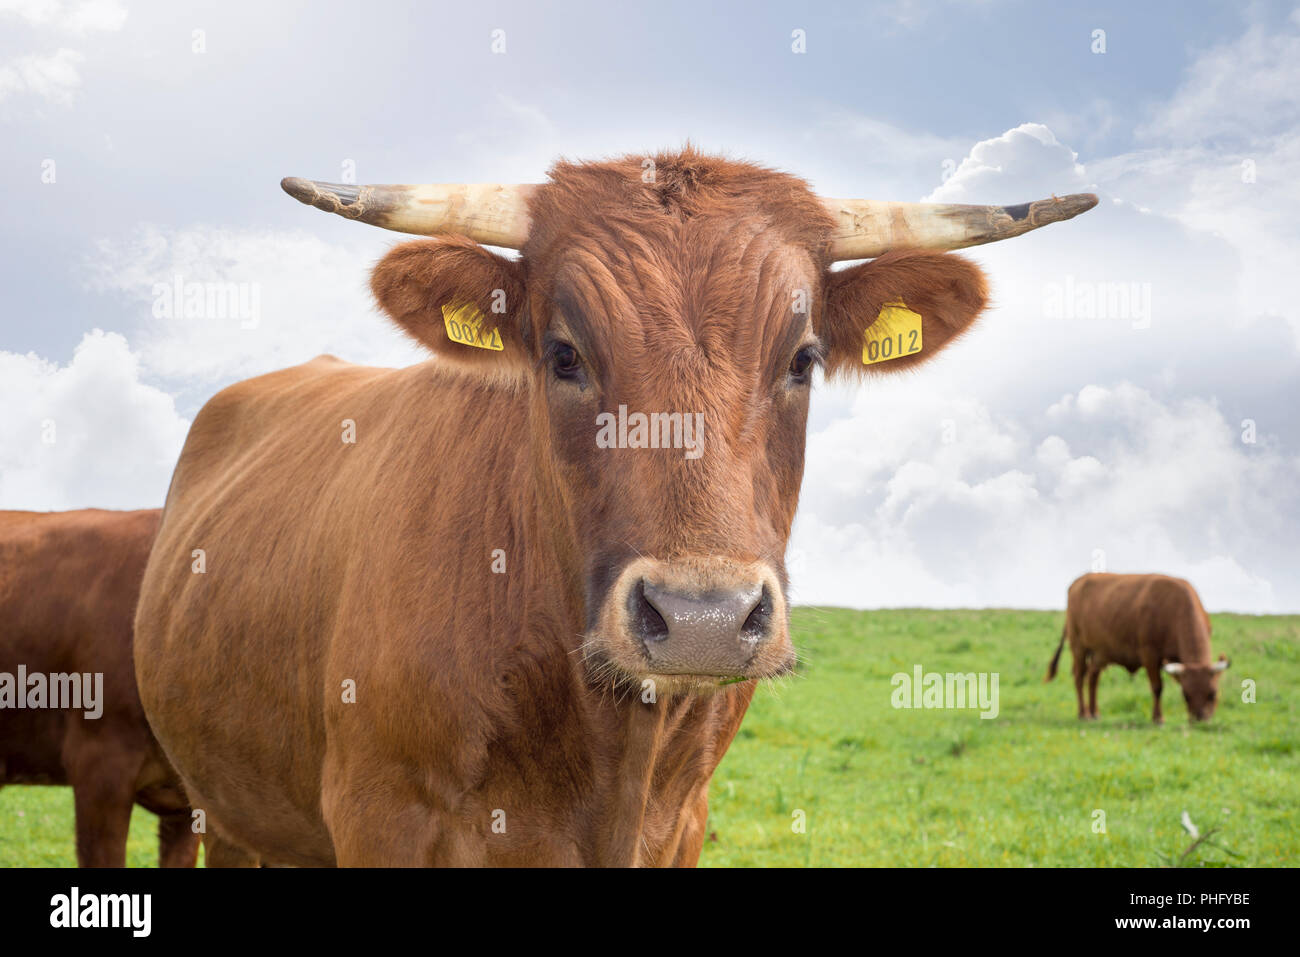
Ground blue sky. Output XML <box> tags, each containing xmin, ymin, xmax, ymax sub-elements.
<box><xmin>3</xmin><ymin>0</ymin><xmax>1298</xmax><ymax>610</ymax></box>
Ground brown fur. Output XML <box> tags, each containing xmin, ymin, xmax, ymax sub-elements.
<box><xmin>135</xmin><ymin>149</ymin><xmax>992</xmax><ymax>866</ymax></box>
<box><xmin>0</xmin><ymin>509</ymin><xmax>199</xmax><ymax>867</ymax></box>
<box><xmin>1047</xmin><ymin>573</ymin><xmax>1228</xmax><ymax>723</ymax></box>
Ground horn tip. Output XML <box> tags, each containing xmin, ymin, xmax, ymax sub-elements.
<box><xmin>1073</xmin><ymin>192</ymin><xmax>1100</xmax><ymax>213</ymax></box>
<box><xmin>1057</xmin><ymin>192</ymin><xmax>1100</xmax><ymax>217</ymax></box>
<box><xmin>1023</xmin><ymin>191</ymin><xmax>1101</xmax><ymax>226</ymax></box>
<box><xmin>280</xmin><ymin>176</ymin><xmax>315</xmax><ymax>205</ymax></box>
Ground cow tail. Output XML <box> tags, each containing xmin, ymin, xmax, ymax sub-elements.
<box><xmin>1045</xmin><ymin>627</ymin><xmax>1067</xmax><ymax>682</ymax></box>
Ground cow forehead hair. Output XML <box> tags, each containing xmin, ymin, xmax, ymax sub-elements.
<box><xmin>521</xmin><ymin>148</ymin><xmax>832</xmax><ymax>358</ymax></box>
<box><xmin>522</xmin><ymin>146</ymin><xmax>837</xmax><ymax>260</ymax></box>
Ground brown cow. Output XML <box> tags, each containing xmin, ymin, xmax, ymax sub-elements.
<box><xmin>0</xmin><ymin>509</ymin><xmax>199</xmax><ymax>868</ymax></box>
<box><xmin>135</xmin><ymin>148</ymin><xmax>1095</xmax><ymax>866</ymax></box>
<box><xmin>1046</xmin><ymin>572</ymin><xmax>1230</xmax><ymax>724</ymax></box>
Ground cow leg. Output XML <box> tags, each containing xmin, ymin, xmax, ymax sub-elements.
<box><xmin>1071</xmin><ymin>650</ymin><xmax>1089</xmax><ymax>719</ymax></box>
<box><xmin>320</xmin><ymin>746</ymin><xmax>452</xmax><ymax>866</ymax></box>
<box><xmin>69</xmin><ymin>769</ymin><xmax>137</xmax><ymax>868</ymax></box>
<box><xmin>62</xmin><ymin>730</ymin><xmax>144</xmax><ymax>868</ymax></box>
<box><xmin>326</xmin><ymin>793</ymin><xmax>443</xmax><ymax>866</ymax></box>
<box><xmin>157</xmin><ymin>808</ymin><xmax>201</xmax><ymax>868</ymax></box>
<box><xmin>1086</xmin><ymin>665</ymin><xmax>1102</xmax><ymax>719</ymax></box>
<box><xmin>1146</xmin><ymin>665</ymin><xmax>1165</xmax><ymax>725</ymax></box>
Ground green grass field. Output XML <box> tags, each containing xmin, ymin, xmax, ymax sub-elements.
<box><xmin>1</xmin><ymin>608</ymin><xmax>1295</xmax><ymax>867</ymax></box>
<box><xmin>702</xmin><ymin>608</ymin><xmax>1299</xmax><ymax>867</ymax></box>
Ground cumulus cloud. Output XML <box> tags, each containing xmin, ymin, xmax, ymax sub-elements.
<box><xmin>87</xmin><ymin>225</ymin><xmax>427</xmax><ymax>397</ymax></box>
<box><xmin>0</xmin><ymin>0</ymin><xmax>126</xmax><ymax>104</ymax></box>
<box><xmin>0</xmin><ymin>47</ymin><xmax>82</xmax><ymax>104</ymax></box>
<box><xmin>789</xmin><ymin>380</ymin><xmax>1295</xmax><ymax>613</ymax></box>
<box><xmin>923</xmin><ymin>123</ymin><xmax>1091</xmax><ymax>204</ymax></box>
<box><xmin>1091</xmin><ymin>12</ymin><xmax>1300</xmax><ymax>343</ymax></box>
<box><xmin>1136</xmin><ymin>13</ymin><xmax>1300</xmax><ymax>146</ymax></box>
<box><xmin>0</xmin><ymin>0</ymin><xmax>128</xmax><ymax>32</ymax></box>
<box><xmin>62</xmin><ymin>0</ymin><xmax>126</xmax><ymax>32</ymax></box>
<box><xmin>0</xmin><ymin>330</ymin><xmax>189</xmax><ymax>510</ymax></box>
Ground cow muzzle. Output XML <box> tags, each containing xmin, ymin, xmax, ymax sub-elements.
<box><xmin>586</xmin><ymin>557</ymin><xmax>795</xmax><ymax>688</ymax></box>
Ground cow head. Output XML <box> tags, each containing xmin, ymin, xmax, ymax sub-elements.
<box><xmin>283</xmin><ymin>149</ymin><xmax>1095</xmax><ymax>692</ymax></box>
<box><xmin>1163</xmin><ymin>656</ymin><xmax>1230</xmax><ymax>721</ymax></box>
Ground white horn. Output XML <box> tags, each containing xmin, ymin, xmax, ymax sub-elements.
<box><xmin>822</xmin><ymin>193</ymin><xmax>1099</xmax><ymax>261</ymax></box>
<box><xmin>281</xmin><ymin>178</ymin><xmax>536</xmax><ymax>249</ymax></box>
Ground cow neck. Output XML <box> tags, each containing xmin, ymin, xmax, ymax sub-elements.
<box><xmin>516</xmin><ymin>410</ymin><xmax>748</xmax><ymax>866</ymax></box>
<box><xmin>1175</xmin><ymin>603</ymin><xmax>1213</xmax><ymax>664</ymax></box>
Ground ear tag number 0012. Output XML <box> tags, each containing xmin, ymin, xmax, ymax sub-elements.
<box><xmin>862</xmin><ymin>301</ymin><xmax>922</xmax><ymax>365</ymax></box>
<box><xmin>442</xmin><ymin>302</ymin><xmax>504</xmax><ymax>351</ymax></box>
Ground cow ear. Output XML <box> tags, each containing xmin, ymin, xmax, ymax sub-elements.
<box><xmin>817</xmin><ymin>249</ymin><xmax>989</xmax><ymax>381</ymax></box>
<box><xmin>371</xmin><ymin>237</ymin><xmax>529</xmax><ymax>377</ymax></box>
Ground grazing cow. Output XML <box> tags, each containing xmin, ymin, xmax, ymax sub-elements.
<box><xmin>135</xmin><ymin>148</ymin><xmax>1095</xmax><ymax>866</ymax></box>
<box><xmin>1046</xmin><ymin>572</ymin><xmax>1230</xmax><ymax>723</ymax></box>
<box><xmin>0</xmin><ymin>509</ymin><xmax>199</xmax><ymax>868</ymax></box>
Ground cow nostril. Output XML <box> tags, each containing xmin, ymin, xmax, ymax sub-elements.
<box><xmin>741</xmin><ymin>587</ymin><xmax>773</xmax><ymax>642</ymax></box>
<box><xmin>631</xmin><ymin>579</ymin><xmax>670</xmax><ymax>644</ymax></box>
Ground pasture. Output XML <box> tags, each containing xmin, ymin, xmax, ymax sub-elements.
<box><xmin>1</xmin><ymin>607</ymin><xmax>1295</xmax><ymax>867</ymax></box>
<box><xmin>704</xmin><ymin>608</ymin><xmax>1298</xmax><ymax>867</ymax></box>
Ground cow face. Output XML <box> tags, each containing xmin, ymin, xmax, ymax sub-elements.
<box><xmin>369</xmin><ymin>155</ymin><xmax>990</xmax><ymax>691</ymax></box>
<box><xmin>1164</xmin><ymin>656</ymin><xmax>1231</xmax><ymax>721</ymax></box>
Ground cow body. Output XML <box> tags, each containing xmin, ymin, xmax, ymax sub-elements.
<box><xmin>135</xmin><ymin>150</ymin><xmax>1087</xmax><ymax>866</ymax></box>
<box><xmin>0</xmin><ymin>509</ymin><xmax>199</xmax><ymax>867</ymax></box>
<box><xmin>1047</xmin><ymin>572</ymin><xmax>1228</xmax><ymax>723</ymax></box>
<box><xmin>136</xmin><ymin>358</ymin><xmax>751</xmax><ymax>866</ymax></box>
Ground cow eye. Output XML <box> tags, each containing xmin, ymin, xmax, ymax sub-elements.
<box><xmin>551</xmin><ymin>342</ymin><xmax>582</xmax><ymax>379</ymax></box>
<box><xmin>788</xmin><ymin>347</ymin><xmax>817</xmax><ymax>382</ymax></box>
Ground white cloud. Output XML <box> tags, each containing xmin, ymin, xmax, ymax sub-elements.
<box><xmin>923</xmin><ymin>123</ymin><xmax>1091</xmax><ymax>204</ymax></box>
<box><xmin>1094</xmin><ymin>13</ymin><xmax>1300</xmax><ymax>343</ymax></box>
<box><xmin>88</xmin><ymin>225</ymin><xmax>427</xmax><ymax>393</ymax></box>
<box><xmin>0</xmin><ymin>48</ymin><xmax>82</xmax><ymax>104</ymax></box>
<box><xmin>0</xmin><ymin>0</ymin><xmax>63</xmax><ymax>25</ymax></box>
<box><xmin>1137</xmin><ymin>18</ymin><xmax>1300</xmax><ymax>145</ymax></box>
<box><xmin>0</xmin><ymin>1</ymin><xmax>126</xmax><ymax>104</ymax></box>
<box><xmin>0</xmin><ymin>0</ymin><xmax>127</xmax><ymax>32</ymax></box>
<box><xmin>790</xmin><ymin>381</ymin><xmax>1295</xmax><ymax>613</ymax></box>
<box><xmin>63</xmin><ymin>0</ymin><xmax>126</xmax><ymax>32</ymax></box>
<box><xmin>0</xmin><ymin>330</ymin><xmax>189</xmax><ymax>510</ymax></box>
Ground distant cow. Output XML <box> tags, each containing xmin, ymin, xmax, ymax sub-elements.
<box><xmin>0</xmin><ymin>509</ymin><xmax>199</xmax><ymax>868</ymax></box>
<box><xmin>1046</xmin><ymin>573</ymin><xmax>1230</xmax><ymax>723</ymax></box>
<box><xmin>136</xmin><ymin>148</ymin><xmax>1095</xmax><ymax>866</ymax></box>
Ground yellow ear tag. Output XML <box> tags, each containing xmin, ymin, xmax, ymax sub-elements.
<box><xmin>863</xmin><ymin>300</ymin><xmax>922</xmax><ymax>365</ymax></box>
<box><xmin>441</xmin><ymin>302</ymin><xmax>504</xmax><ymax>352</ymax></box>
